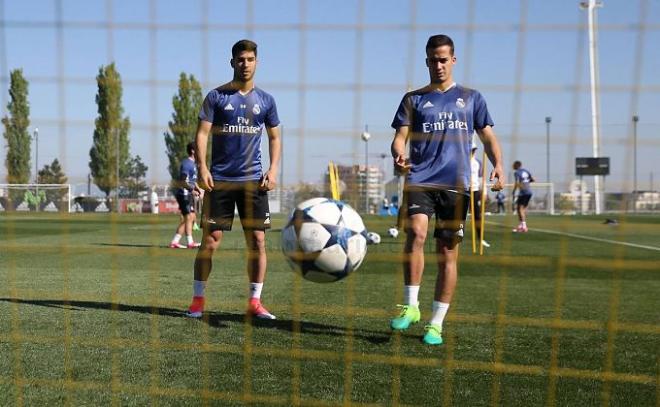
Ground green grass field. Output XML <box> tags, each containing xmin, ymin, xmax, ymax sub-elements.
<box><xmin>1</xmin><ymin>212</ymin><xmax>659</xmax><ymax>406</ymax></box>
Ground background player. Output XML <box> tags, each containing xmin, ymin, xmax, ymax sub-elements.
<box><xmin>470</xmin><ymin>142</ymin><xmax>489</xmax><ymax>247</ymax></box>
<box><xmin>390</xmin><ymin>34</ymin><xmax>504</xmax><ymax>345</ymax></box>
<box><xmin>187</xmin><ymin>39</ymin><xmax>281</xmax><ymax>320</ymax></box>
<box><xmin>169</xmin><ymin>142</ymin><xmax>202</xmax><ymax>249</ymax></box>
<box><xmin>512</xmin><ymin>160</ymin><xmax>535</xmax><ymax>232</ymax></box>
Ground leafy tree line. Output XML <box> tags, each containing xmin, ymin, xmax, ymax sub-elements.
<box><xmin>2</xmin><ymin>66</ymin><xmax>207</xmax><ymax>210</ymax></box>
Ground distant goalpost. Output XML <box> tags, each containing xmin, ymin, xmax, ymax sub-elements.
<box><xmin>486</xmin><ymin>182</ymin><xmax>555</xmax><ymax>215</ymax></box>
<box><xmin>0</xmin><ymin>184</ymin><xmax>72</xmax><ymax>213</ymax></box>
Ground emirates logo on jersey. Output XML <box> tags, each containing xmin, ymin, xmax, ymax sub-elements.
<box><xmin>456</xmin><ymin>98</ymin><xmax>465</xmax><ymax>108</ymax></box>
<box><xmin>252</xmin><ymin>104</ymin><xmax>261</xmax><ymax>114</ymax></box>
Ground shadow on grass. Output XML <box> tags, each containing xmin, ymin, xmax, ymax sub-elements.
<box><xmin>0</xmin><ymin>297</ymin><xmax>393</xmax><ymax>344</ymax></box>
<box><xmin>94</xmin><ymin>242</ymin><xmax>169</xmax><ymax>249</ymax></box>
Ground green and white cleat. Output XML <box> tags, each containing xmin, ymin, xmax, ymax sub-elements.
<box><xmin>390</xmin><ymin>303</ymin><xmax>421</xmax><ymax>331</ymax></box>
<box><xmin>422</xmin><ymin>324</ymin><xmax>443</xmax><ymax>345</ymax></box>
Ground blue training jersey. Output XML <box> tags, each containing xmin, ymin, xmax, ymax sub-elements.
<box><xmin>199</xmin><ymin>86</ymin><xmax>280</xmax><ymax>181</ymax></box>
<box><xmin>391</xmin><ymin>84</ymin><xmax>494</xmax><ymax>191</ymax></box>
<box><xmin>515</xmin><ymin>168</ymin><xmax>534</xmax><ymax>195</ymax></box>
<box><xmin>177</xmin><ymin>157</ymin><xmax>197</xmax><ymax>196</ymax></box>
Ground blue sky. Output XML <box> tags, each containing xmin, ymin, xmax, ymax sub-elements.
<box><xmin>1</xmin><ymin>0</ymin><xmax>659</xmax><ymax>194</ymax></box>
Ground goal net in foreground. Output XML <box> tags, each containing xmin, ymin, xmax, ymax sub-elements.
<box><xmin>0</xmin><ymin>184</ymin><xmax>72</xmax><ymax>213</ymax></box>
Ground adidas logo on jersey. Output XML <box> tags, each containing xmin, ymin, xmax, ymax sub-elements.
<box><xmin>224</xmin><ymin>103</ymin><xmax>234</xmax><ymax>111</ymax></box>
<box><xmin>422</xmin><ymin>101</ymin><xmax>434</xmax><ymax>109</ymax></box>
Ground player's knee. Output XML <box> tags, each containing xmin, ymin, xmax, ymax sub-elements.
<box><xmin>405</xmin><ymin>225</ymin><xmax>427</xmax><ymax>248</ymax></box>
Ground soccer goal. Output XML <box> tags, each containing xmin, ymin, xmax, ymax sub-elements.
<box><xmin>485</xmin><ymin>182</ymin><xmax>555</xmax><ymax>215</ymax></box>
<box><xmin>0</xmin><ymin>184</ymin><xmax>72</xmax><ymax>212</ymax></box>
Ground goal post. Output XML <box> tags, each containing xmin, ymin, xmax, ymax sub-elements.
<box><xmin>0</xmin><ymin>184</ymin><xmax>72</xmax><ymax>213</ymax></box>
<box><xmin>485</xmin><ymin>182</ymin><xmax>555</xmax><ymax>215</ymax></box>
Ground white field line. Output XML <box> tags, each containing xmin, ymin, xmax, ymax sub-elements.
<box><xmin>486</xmin><ymin>221</ymin><xmax>660</xmax><ymax>252</ymax></box>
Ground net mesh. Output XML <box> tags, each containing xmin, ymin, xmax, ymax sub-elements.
<box><xmin>0</xmin><ymin>0</ymin><xmax>658</xmax><ymax>406</ymax></box>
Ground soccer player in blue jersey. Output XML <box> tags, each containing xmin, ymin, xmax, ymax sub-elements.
<box><xmin>512</xmin><ymin>161</ymin><xmax>535</xmax><ymax>233</ymax></box>
<box><xmin>187</xmin><ymin>39</ymin><xmax>281</xmax><ymax>320</ymax></box>
<box><xmin>390</xmin><ymin>34</ymin><xmax>505</xmax><ymax>345</ymax></box>
<box><xmin>170</xmin><ymin>142</ymin><xmax>202</xmax><ymax>249</ymax></box>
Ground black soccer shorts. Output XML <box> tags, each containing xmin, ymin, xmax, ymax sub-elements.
<box><xmin>175</xmin><ymin>193</ymin><xmax>195</xmax><ymax>216</ymax></box>
<box><xmin>403</xmin><ymin>186</ymin><xmax>469</xmax><ymax>248</ymax></box>
<box><xmin>202</xmin><ymin>181</ymin><xmax>271</xmax><ymax>232</ymax></box>
<box><xmin>516</xmin><ymin>193</ymin><xmax>532</xmax><ymax>207</ymax></box>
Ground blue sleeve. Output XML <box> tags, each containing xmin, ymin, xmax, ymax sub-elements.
<box><xmin>473</xmin><ymin>91</ymin><xmax>494</xmax><ymax>130</ymax></box>
<box><xmin>391</xmin><ymin>94</ymin><xmax>412</xmax><ymax>129</ymax></box>
<box><xmin>199</xmin><ymin>91</ymin><xmax>217</xmax><ymax>123</ymax></box>
<box><xmin>265</xmin><ymin>95</ymin><xmax>280</xmax><ymax>128</ymax></box>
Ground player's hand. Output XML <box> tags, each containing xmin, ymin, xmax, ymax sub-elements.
<box><xmin>393</xmin><ymin>154</ymin><xmax>411</xmax><ymax>174</ymax></box>
<box><xmin>489</xmin><ymin>165</ymin><xmax>505</xmax><ymax>191</ymax></box>
<box><xmin>260</xmin><ymin>170</ymin><xmax>277</xmax><ymax>191</ymax></box>
<box><xmin>198</xmin><ymin>168</ymin><xmax>214</xmax><ymax>191</ymax></box>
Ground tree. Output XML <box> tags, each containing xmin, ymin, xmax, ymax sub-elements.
<box><xmin>2</xmin><ymin>69</ymin><xmax>31</xmax><ymax>184</ymax></box>
<box><xmin>120</xmin><ymin>155</ymin><xmax>149</xmax><ymax>198</ymax></box>
<box><xmin>38</xmin><ymin>158</ymin><xmax>68</xmax><ymax>209</ymax></box>
<box><xmin>294</xmin><ymin>183</ymin><xmax>323</xmax><ymax>204</ymax></box>
<box><xmin>164</xmin><ymin>73</ymin><xmax>204</xmax><ymax>182</ymax></box>
<box><xmin>89</xmin><ymin>63</ymin><xmax>131</xmax><ymax>202</ymax></box>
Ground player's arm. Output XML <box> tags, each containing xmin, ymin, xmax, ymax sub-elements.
<box><xmin>195</xmin><ymin>120</ymin><xmax>213</xmax><ymax>191</ymax></box>
<box><xmin>391</xmin><ymin>126</ymin><xmax>411</xmax><ymax>172</ymax></box>
<box><xmin>261</xmin><ymin>125</ymin><xmax>281</xmax><ymax>191</ymax></box>
<box><xmin>475</xmin><ymin>125</ymin><xmax>505</xmax><ymax>191</ymax></box>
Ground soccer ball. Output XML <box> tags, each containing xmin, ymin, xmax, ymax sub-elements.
<box><xmin>366</xmin><ymin>231</ymin><xmax>381</xmax><ymax>245</ymax></box>
<box><xmin>387</xmin><ymin>227</ymin><xmax>399</xmax><ymax>238</ymax></box>
<box><xmin>282</xmin><ymin>198</ymin><xmax>368</xmax><ymax>283</ymax></box>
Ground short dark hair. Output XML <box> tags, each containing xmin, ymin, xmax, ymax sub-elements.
<box><xmin>232</xmin><ymin>39</ymin><xmax>258</xmax><ymax>58</ymax></box>
<box><xmin>513</xmin><ymin>160</ymin><xmax>522</xmax><ymax>169</ymax></box>
<box><xmin>425</xmin><ymin>34</ymin><xmax>454</xmax><ymax>55</ymax></box>
<box><xmin>186</xmin><ymin>142</ymin><xmax>196</xmax><ymax>156</ymax></box>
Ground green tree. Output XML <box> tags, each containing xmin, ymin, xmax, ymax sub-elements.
<box><xmin>120</xmin><ymin>155</ymin><xmax>149</xmax><ymax>199</ymax></box>
<box><xmin>294</xmin><ymin>183</ymin><xmax>323</xmax><ymax>204</ymax></box>
<box><xmin>164</xmin><ymin>73</ymin><xmax>204</xmax><ymax>182</ymax></box>
<box><xmin>89</xmin><ymin>63</ymin><xmax>131</xmax><ymax>203</ymax></box>
<box><xmin>2</xmin><ymin>69</ymin><xmax>31</xmax><ymax>184</ymax></box>
<box><xmin>38</xmin><ymin>158</ymin><xmax>68</xmax><ymax>210</ymax></box>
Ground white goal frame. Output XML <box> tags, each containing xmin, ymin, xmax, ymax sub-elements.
<box><xmin>0</xmin><ymin>184</ymin><xmax>73</xmax><ymax>213</ymax></box>
<box><xmin>485</xmin><ymin>182</ymin><xmax>555</xmax><ymax>215</ymax></box>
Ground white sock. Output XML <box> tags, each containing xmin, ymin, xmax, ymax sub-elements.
<box><xmin>172</xmin><ymin>233</ymin><xmax>182</xmax><ymax>244</ymax></box>
<box><xmin>404</xmin><ymin>285</ymin><xmax>420</xmax><ymax>306</ymax></box>
<box><xmin>521</xmin><ymin>221</ymin><xmax>527</xmax><ymax>228</ymax></box>
<box><xmin>193</xmin><ymin>280</ymin><xmax>206</xmax><ymax>297</ymax></box>
<box><xmin>250</xmin><ymin>282</ymin><xmax>263</xmax><ymax>299</ymax></box>
<box><xmin>430</xmin><ymin>301</ymin><xmax>450</xmax><ymax>327</ymax></box>
<box><xmin>187</xmin><ymin>235</ymin><xmax>194</xmax><ymax>245</ymax></box>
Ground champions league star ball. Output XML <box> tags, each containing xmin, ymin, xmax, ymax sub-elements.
<box><xmin>282</xmin><ymin>198</ymin><xmax>368</xmax><ymax>283</ymax></box>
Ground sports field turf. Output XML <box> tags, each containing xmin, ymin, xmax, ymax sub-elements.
<box><xmin>1</xmin><ymin>212</ymin><xmax>659</xmax><ymax>406</ymax></box>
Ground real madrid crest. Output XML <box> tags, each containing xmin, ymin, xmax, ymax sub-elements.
<box><xmin>456</xmin><ymin>98</ymin><xmax>465</xmax><ymax>108</ymax></box>
<box><xmin>252</xmin><ymin>104</ymin><xmax>261</xmax><ymax>114</ymax></box>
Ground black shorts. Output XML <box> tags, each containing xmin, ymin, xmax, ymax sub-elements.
<box><xmin>516</xmin><ymin>193</ymin><xmax>532</xmax><ymax>207</ymax></box>
<box><xmin>176</xmin><ymin>193</ymin><xmax>195</xmax><ymax>216</ymax></box>
<box><xmin>202</xmin><ymin>181</ymin><xmax>270</xmax><ymax>232</ymax></box>
<box><xmin>403</xmin><ymin>186</ymin><xmax>468</xmax><ymax>246</ymax></box>
<box><xmin>472</xmin><ymin>190</ymin><xmax>483</xmax><ymax>220</ymax></box>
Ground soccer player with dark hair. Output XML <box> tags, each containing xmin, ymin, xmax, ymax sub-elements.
<box><xmin>390</xmin><ymin>34</ymin><xmax>504</xmax><ymax>345</ymax></box>
<box><xmin>187</xmin><ymin>39</ymin><xmax>281</xmax><ymax>320</ymax></box>
<box><xmin>512</xmin><ymin>160</ymin><xmax>535</xmax><ymax>233</ymax></box>
<box><xmin>170</xmin><ymin>141</ymin><xmax>202</xmax><ymax>249</ymax></box>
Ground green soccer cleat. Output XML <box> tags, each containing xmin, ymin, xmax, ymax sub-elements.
<box><xmin>422</xmin><ymin>324</ymin><xmax>443</xmax><ymax>345</ymax></box>
<box><xmin>390</xmin><ymin>303</ymin><xmax>420</xmax><ymax>331</ymax></box>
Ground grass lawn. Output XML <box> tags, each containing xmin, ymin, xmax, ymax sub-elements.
<box><xmin>1</xmin><ymin>212</ymin><xmax>658</xmax><ymax>406</ymax></box>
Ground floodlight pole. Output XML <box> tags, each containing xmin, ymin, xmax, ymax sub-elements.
<box><xmin>633</xmin><ymin>115</ymin><xmax>639</xmax><ymax>212</ymax></box>
<box><xmin>580</xmin><ymin>0</ymin><xmax>604</xmax><ymax>214</ymax></box>
<box><xmin>34</xmin><ymin>127</ymin><xmax>39</xmax><ymax>211</ymax></box>
<box><xmin>361</xmin><ymin>125</ymin><xmax>371</xmax><ymax>213</ymax></box>
<box><xmin>545</xmin><ymin>117</ymin><xmax>551</xmax><ymax>183</ymax></box>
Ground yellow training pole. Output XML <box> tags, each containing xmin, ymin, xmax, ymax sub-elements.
<box><xmin>479</xmin><ymin>150</ymin><xmax>488</xmax><ymax>255</ymax></box>
<box><xmin>328</xmin><ymin>162</ymin><xmax>339</xmax><ymax>200</ymax></box>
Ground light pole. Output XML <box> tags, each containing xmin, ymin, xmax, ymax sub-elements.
<box><xmin>580</xmin><ymin>0</ymin><xmax>604</xmax><ymax>214</ymax></box>
<box><xmin>360</xmin><ymin>125</ymin><xmax>371</xmax><ymax>213</ymax></box>
<box><xmin>34</xmin><ymin>127</ymin><xmax>39</xmax><ymax>182</ymax></box>
<box><xmin>545</xmin><ymin>117</ymin><xmax>551</xmax><ymax>183</ymax></box>
<box><xmin>633</xmin><ymin>115</ymin><xmax>639</xmax><ymax>212</ymax></box>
